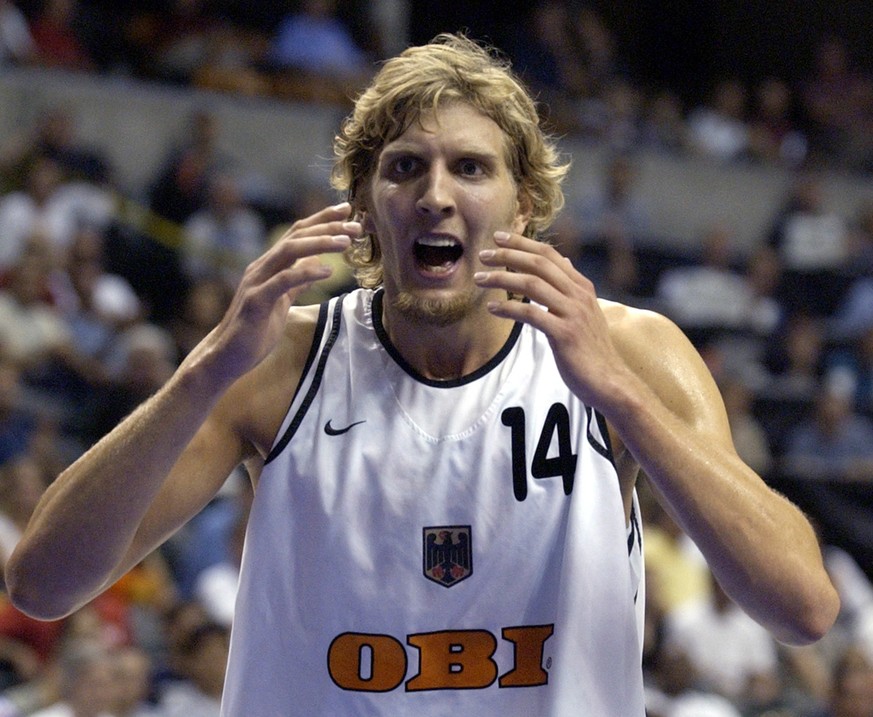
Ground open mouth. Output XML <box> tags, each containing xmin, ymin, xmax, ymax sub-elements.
<box><xmin>414</xmin><ymin>237</ymin><xmax>463</xmax><ymax>272</ymax></box>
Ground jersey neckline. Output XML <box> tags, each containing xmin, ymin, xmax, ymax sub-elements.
<box><xmin>371</xmin><ymin>288</ymin><xmax>524</xmax><ymax>388</ymax></box>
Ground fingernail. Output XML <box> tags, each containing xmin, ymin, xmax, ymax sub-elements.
<box><xmin>479</xmin><ymin>249</ymin><xmax>495</xmax><ymax>260</ymax></box>
<box><xmin>332</xmin><ymin>201</ymin><xmax>351</xmax><ymax>211</ymax></box>
<box><xmin>342</xmin><ymin>222</ymin><xmax>361</xmax><ymax>232</ymax></box>
<box><xmin>473</xmin><ymin>271</ymin><xmax>488</xmax><ymax>282</ymax></box>
<box><xmin>494</xmin><ymin>231</ymin><xmax>511</xmax><ymax>243</ymax></box>
<box><xmin>333</xmin><ymin>234</ymin><xmax>351</xmax><ymax>245</ymax></box>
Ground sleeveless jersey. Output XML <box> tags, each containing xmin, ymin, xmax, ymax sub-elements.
<box><xmin>221</xmin><ymin>288</ymin><xmax>646</xmax><ymax>716</ymax></box>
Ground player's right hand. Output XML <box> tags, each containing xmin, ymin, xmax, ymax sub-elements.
<box><xmin>190</xmin><ymin>202</ymin><xmax>361</xmax><ymax>389</ymax></box>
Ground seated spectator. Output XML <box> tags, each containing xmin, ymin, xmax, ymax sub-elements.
<box><xmin>845</xmin><ymin>196</ymin><xmax>873</xmax><ymax>277</ymax></box>
<box><xmin>0</xmin><ymin>453</ymin><xmax>46</xmax><ymax>575</ymax></box>
<box><xmin>0</xmin><ymin>355</ymin><xmax>38</xmax><ymax>465</ymax></box>
<box><xmin>808</xmin><ymin>644</ymin><xmax>873</xmax><ymax>717</ymax></box>
<box><xmin>110</xmin><ymin>645</ymin><xmax>160</xmax><ymax>717</ymax></box>
<box><xmin>573</xmin><ymin>152</ymin><xmax>651</xmax><ymax>246</ymax></box>
<box><xmin>157</xmin><ymin>621</ymin><xmax>228</xmax><ymax>717</ymax></box>
<box><xmin>719</xmin><ymin>374</ymin><xmax>773</xmax><ymax>476</ymax></box>
<box><xmin>662</xmin><ymin>572</ymin><xmax>780</xmax><ymax>704</ymax></box>
<box><xmin>0</xmin><ymin>0</ymin><xmax>35</xmax><ymax>67</ymax></box>
<box><xmin>29</xmin><ymin>0</ymin><xmax>95</xmax><ymax>72</ymax></box>
<box><xmin>0</xmin><ymin>156</ymin><xmax>71</xmax><ymax>272</ymax></box>
<box><xmin>169</xmin><ymin>276</ymin><xmax>232</xmax><ymax>362</ymax></box>
<box><xmin>686</xmin><ymin>78</ymin><xmax>751</xmax><ymax>163</ymax></box>
<box><xmin>825</xmin><ymin>325</ymin><xmax>873</xmax><ymax>417</ymax></box>
<box><xmin>781</xmin><ymin>381</ymin><xmax>873</xmax><ymax>480</ymax></box>
<box><xmin>30</xmin><ymin>640</ymin><xmax>116</xmax><ymax>717</ymax></box>
<box><xmin>267</xmin><ymin>0</ymin><xmax>370</xmax><ymax>81</ymax></box>
<box><xmin>767</xmin><ymin>171</ymin><xmax>849</xmax><ymax>316</ymax></box>
<box><xmin>182</xmin><ymin>172</ymin><xmax>266</xmax><ymax>288</ymax></box>
<box><xmin>760</xmin><ymin>311</ymin><xmax>826</xmax><ymax>421</ymax></box>
<box><xmin>830</xmin><ymin>277</ymin><xmax>873</xmax><ymax>343</ymax></box>
<box><xmin>639</xmin><ymin>89</ymin><xmax>688</xmax><ymax>156</ymax></box>
<box><xmin>800</xmin><ymin>35</ymin><xmax>873</xmax><ymax>172</ymax></box>
<box><xmin>654</xmin><ymin>221</ymin><xmax>754</xmax><ymax>334</ymax></box>
<box><xmin>84</xmin><ymin>321</ymin><xmax>176</xmax><ymax>445</ymax></box>
<box><xmin>644</xmin><ymin>641</ymin><xmax>743</xmax><ymax>717</ymax></box>
<box><xmin>747</xmin><ymin>76</ymin><xmax>808</xmax><ymax>168</ymax></box>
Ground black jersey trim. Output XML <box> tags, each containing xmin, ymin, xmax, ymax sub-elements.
<box><xmin>265</xmin><ymin>295</ymin><xmax>346</xmax><ymax>464</ymax></box>
<box><xmin>371</xmin><ymin>288</ymin><xmax>524</xmax><ymax>388</ymax></box>
<box><xmin>585</xmin><ymin>406</ymin><xmax>616</xmax><ymax>470</ymax></box>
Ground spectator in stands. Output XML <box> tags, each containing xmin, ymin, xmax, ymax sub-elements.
<box><xmin>845</xmin><ymin>197</ymin><xmax>873</xmax><ymax>276</ymax></box>
<box><xmin>662</xmin><ymin>570</ymin><xmax>781</xmax><ymax>704</ymax></box>
<box><xmin>639</xmin><ymin>89</ymin><xmax>688</xmax><ymax>156</ymax></box>
<box><xmin>0</xmin><ymin>157</ymin><xmax>70</xmax><ymax>272</ymax></box>
<box><xmin>181</xmin><ymin>172</ymin><xmax>266</xmax><ymax>288</ymax></box>
<box><xmin>0</xmin><ymin>0</ymin><xmax>35</xmax><ymax>67</ymax></box>
<box><xmin>644</xmin><ymin>640</ymin><xmax>743</xmax><ymax>717</ymax></box>
<box><xmin>267</xmin><ymin>0</ymin><xmax>370</xmax><ymax>81</ymax></box>
<box><xmin>194</xmin><ymin>481</ymin><xmax>250</xmax><ymax>628</ymax></box>
<box><xmin>574</xmin><ymin>151</ymin><xmax>651</xmax><ymax>246</ymax></box>
<box><xmin>825</xmin><ymin>325</ymin><xmax>873</xmax><ymax>418</ymax></box>
<box><xmin>686</xmin><ymin>78</ymin><xmax>751</xmax><ymax>164</ymax></box>
<box><xmin>0</xmin><ymin>355</ymin><xmax>38</xmax><ymax>465</ymax></box>
<box><xmin>809</xmin><ymin>644</ymin><xmax>873</xmax><ymax>717</ymax></box>
<box><xmin>766</xmin><ymin>171</ymin><xmax>849</xmax><ymax>316</ymax></box>
<box><xmin>30</xmin><ymin>0</ymin><xmax>95</xmax><ymax>72</ymax></box>
<box><xmin>762</xmin><ymin>312</ymin><xmax>826</xmax><ymax>402</ymax></box>
<box><xmin>168</xmin><ymin>276</ymin><xmax>232</xmax><ymax>363</ymax></box>
<box><xmin>148</xmin><ymin>110</ymin><xmax>226</xmax><ymax>227</ymax></box>
<box><xmin>0</xmin><ymin>453</ymin><xmax>46</xmax><ymax>575</ymax></box>
<box><xmin>747</xmin><ymin>76</ymin><xmax>808</xmax><ymax>168</ymax></box>
<box><xmin>53</xmin><ymin>227</ymin><xmax>142</xmax><ymax>331</ymax></box>
<box><xmin>29</xmin><ymin>640</ymin><xmax>117</xmax><ymax>717</ymax></box>
<box><xmin>654</xmin><ymin>220</ymin><xmax>754</xmax><ymax>336</ymax></box>
<box><xmin>781</xmin><ymin>380</ymin><xmax>873</xmax><ymax>481</ymax></box>
<box><xmin>110</xmin><ymin>645</ymin><xmax>159</xmax><ymax>717</ymax></box>
<box><xmin>157</xmin><ymin>621</ymin><xmax>228</xmax><ymax>717</ymax></box>
<box><xmin>84</xmin><ymin>322</ymin><xmax>176</xmax><ymax>445</ymax></box>
<box><xmin>719</xmin><ymin>374</ymin><xmax>773</xmax><ymax>476</ymax></box>
<box><xmin>800</xmin><ymin>35</ymin><xmax>873</xmax><ymax>172</ymax></box>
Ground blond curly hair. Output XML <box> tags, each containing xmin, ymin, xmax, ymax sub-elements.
<box><xmin>331</xmin><ymin>33</ymin><xmax>570</xmax><ymax>289</ymax></box>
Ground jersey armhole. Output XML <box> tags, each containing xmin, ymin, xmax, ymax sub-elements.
<box><xmin>264</xmin><ymin>295</ymin><xmax>346</xmax><ymax>464</ymax></box>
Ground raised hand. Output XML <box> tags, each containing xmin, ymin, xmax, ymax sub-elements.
<box><xmin>475</xmin><ymin>230</ymin><xmax>631</xmax><ymax>409</ymax></box>
<box><xmin>195</xmin><ymin>202</ymin><xmax>361</xmax><ymax>387</ymax></box>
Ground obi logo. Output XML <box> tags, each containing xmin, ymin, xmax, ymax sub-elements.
<box><xmin>423</xmin><ymin>525</ymin><xmax>472</xmax><ymax>587</ymax></box>
<box><xmin>327</xmin><ymin>625</ymin><xmax>555</xmax><ymax>692</ymax></box>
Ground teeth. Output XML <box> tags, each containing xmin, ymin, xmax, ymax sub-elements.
<box><xmin>416</xmin><ymin>237</ymin><xmax>459</xmax><ymax>247</ymax></box>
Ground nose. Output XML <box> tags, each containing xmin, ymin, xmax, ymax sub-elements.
<box><xmin>415</xmin><ymin>164</ymin><xmax>455</xmax><ymax>217</ymax></box>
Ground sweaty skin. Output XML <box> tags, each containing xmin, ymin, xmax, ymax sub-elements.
<box><xmin>6</xmin><ymin>104</ymin><xmax>838</xmax><ymax>651</ymax></box>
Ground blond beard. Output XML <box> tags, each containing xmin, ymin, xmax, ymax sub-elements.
<box><xmin>390</xmin><ymin>286</ymin><xmax>481</xmax><ymax>327</ymax></box>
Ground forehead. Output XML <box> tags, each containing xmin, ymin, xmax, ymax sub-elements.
<box><xmin>382</xmin><ymin>103</ymin><xmax>511</xmax><ymax>159</ymax></box>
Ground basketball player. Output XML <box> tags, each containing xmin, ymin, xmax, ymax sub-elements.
<box><xmin>7</xmin><ymin>34</ymin><xmax>838</xmax><ymax>715</ymax></box>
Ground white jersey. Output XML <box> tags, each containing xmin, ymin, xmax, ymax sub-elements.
<box><xmin>222</xmin><ymin>288</ymin><xmax>646</xmax><ymax>716</ymax></box>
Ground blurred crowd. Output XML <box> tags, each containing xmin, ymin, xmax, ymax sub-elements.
<box><xmin>0</xmin><ymin>0</ymin><xmax>872</xmax><ymax>715</ymax></box>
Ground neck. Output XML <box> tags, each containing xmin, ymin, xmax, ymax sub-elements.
<box><xmin>378</xmin><ymin>292</ymin><xmax>516</xmax><ymax>381</ymax></box>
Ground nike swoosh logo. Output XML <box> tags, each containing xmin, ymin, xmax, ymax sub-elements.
<box><xmin>324</xmin><ymin>419</ymin><xmax>366</xmax><ymax>436</ymax></box>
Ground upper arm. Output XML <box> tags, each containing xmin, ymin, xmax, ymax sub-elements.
<box><xmin>118</xmin><ymin>304</ymin><xmax>321</xmax><ymax>578</ymax></box>
<box><xmin>606</xmin><ymin>303</ymin><xmax>734</xmax><ymax>448</ymax></box>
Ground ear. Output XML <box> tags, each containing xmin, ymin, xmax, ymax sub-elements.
<box><xmin>511</xmin><ymin>190</ymin><xmax>533</xmax><ymax>235</ymax></box>
<box><xmin>359</xmin><ymin>210</ymin><xmax>376</xmax><ymax>234</ymax></box>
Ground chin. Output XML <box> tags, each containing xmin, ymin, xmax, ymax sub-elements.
<box><xmin>391</xmin><ymin>287</ymin><xmax>480</xmax><ymax>326</ymax></box>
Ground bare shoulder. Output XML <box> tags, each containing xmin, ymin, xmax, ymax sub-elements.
<box><xmin>220</xmin><ymin>303</ymin><xmax>323</xmax><ymax>462</ymax></box>
<box><xmin>597</xmin><ymin>299</ymin><xmax>729</xmax><ymax>432</ymax></box>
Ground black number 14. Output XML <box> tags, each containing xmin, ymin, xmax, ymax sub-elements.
<box><xmin>501</xmin><ymin>403</ymin><xmax>578</xmax><ymax>502</ymax></box>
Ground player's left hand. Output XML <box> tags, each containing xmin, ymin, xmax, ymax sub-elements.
<box><xmin>475</xmin><ymin>230</ymin><xmax>630</xmax><ymax>409</ymax></box>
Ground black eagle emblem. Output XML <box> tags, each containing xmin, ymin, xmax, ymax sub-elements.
<box><xmin>423</xmin><ymin>526</ymin><xmax>473</xmax><ymax>587</ymax></box>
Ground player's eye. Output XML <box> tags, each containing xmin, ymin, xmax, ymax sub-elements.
<box><xmin>392</xmin><ymin>156</ymin><xmax>420</xmax><ymax>175</ymax></box>
<box><xmin>458</xmin><ymin>159</ymin><xmax>485</xmax><ymax>177</ymax></box>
